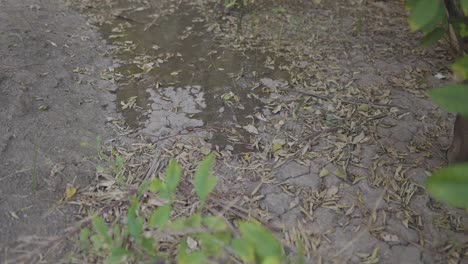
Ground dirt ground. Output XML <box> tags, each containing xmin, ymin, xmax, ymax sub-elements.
<box><xmin>1</xmin><ymin>0</ymin><xmax>467</xmax><ymax>263</ymax></box>
<box><xmin>0</xmin><ymin>0</ymin><xmax>119</xmax><ymax>260</ymax></box>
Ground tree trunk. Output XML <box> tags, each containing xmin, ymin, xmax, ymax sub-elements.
<box><xmin>447</xmin><ymin>114</ymin><xmax>468</xmax><ymax>163</ymax></box>
<box><xmin>443</xmin><ymin>1</ymin><xmax>468</xmax><ymax>163</ymax></box>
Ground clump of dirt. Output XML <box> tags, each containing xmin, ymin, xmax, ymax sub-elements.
<box><xmin>0</xmin><ymin>0</ymin><xmax>119</xmax><ymax>261</ymax></box>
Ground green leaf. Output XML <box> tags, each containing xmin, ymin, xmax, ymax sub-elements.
<box><xmin>90</xmin><ymin>234</ymin><xmax>104</xmax><ymax>250</ymax></box>
<box><xmin>114</xmin><ymin>155</ymin><xmax>125</xmax><ymax>170</ymax></box>
<box><xmin>420</xmin><ymin>7</ymin><xmax>446</xmax><ymax>34</ymax></box>
<box><xmin>231</xmin><ymin>238</ymin><xmax>256</xmax><ymax>263</ymax></box>
<box><xmin>171</xmin><ymin>217</ymin><xmax>189</xmax><ymax>231</ymax></box>
<box><xmin>106</xmin><ymin>247</ymin><xmax>128</xmax><ymax>264</ymax></box>
<box><xmin>452</xmin><ymin>56</ymin><xmax>468</xmax><ymax>80</ymax></box>
<box><xmin>177</xmin><ymin>239</ymin><xmax>188</xmax><ymax>260</ymax></box>
<box><xmin>137</xmin><ymin>180</ymin><xmax>151</xmax><ymax>199</ymax></box>
<box><xmin>452</xmin><ymin>18</ymin><xmax>468</xmax><ymax>38</ymax></box>
<box><xmin>261</xmin><ymin>256</ymin><xmax>282</xmax><ymax>264</ymax></box>
<box><xmin>178</xmin><ymin>251</ymin><xmax>207</xmax><ymax>264</ymax></box>
<box><xmin>409</xmin><ymin>0</ymin><xmax>445</xmax><ymax>32</ymax></box>
<box><xmin>239</xmin><ymin>222</ymin><xmax>283</xmax><ymax>262</ymax></box>
<box><xmin>92</xmin><ymin>216</ymin><xmax>110</xmax><ymax>242</ymax></box>
<box><xmin>127</xmin><ymin>200</ymin><xmax>143</xmax><ymax>241</ymax></box>
<box><xmin>462</xmin><ymin>0</ymin><xmax>468</xmax><ymax>16</ymax></box>
<box><xmin>79</xmin><ymin>227</ymin><xmax>91</xmax><ymax>250</ymax></box>
<box><xmin>141</xmin><ymin>237</ymin><xmax>154</xmax><ymax>253</ymax></box>
<box><xmin>111</xmin><ymin>225</ymin><xmax>125</xmax><ymax>248</ymax></box>
<box><xmin>176</xmin><ymin>240</ymin><xmax>208</xmax><ymax>264</ymax></box>
<box><xmin>429</xmin><ymin>84</ymin><xmax>468</xmax><ymax>115</ymax></box>
<box><xmin>185</xmin><ymin>213</ymin><xmax>202</xmax><ymax>228</ymax></box>
<box><xmin>149</xmin><ymin>204</ymin><xmax>171</xmax><ymax>228</ymax></box>
<box><xmin>426</xmin><ymin>163</ymin><xmax>468</xmax><ymax>208</ymax></box>
<box><xmin>196</xmin><ymin>232</ymin><xmax>231</xmax><ymax>257</ymax></box>
<box><xmin>405</xmin><ymin>0</ymin><xmax>419</xmax><ymax>10</ymax></box>
<box><xmin>194</xmin><ymin>154</ymin><xmax>218</xmax><ymax>207</ymax></box>
<box><xmin>150</xmin><ymin>178</ymin><xmax>164</xmax><ymax>193</ymax></box>
<box><xmin>197</xmin><ymin>233</ymin><xmax>225</xmax><ymax>256</ymax></box>
<box><xmin>165</xmin><ymin>160</ymin><xmax>182</xmax><ymax>195</ymax></box>
<box><xmin>202</xmin><ymin>216</ymin><xmax>227</xmax><ymax>231</ymax></box>
<box><xmin>171</xmin><ymin>214</ymin><xmax>202</xmax><ymax>230</ymax></box>
<box><xmin>419</xmin><ymin>27</ymin><xmax>446</xmax><ymax>46</ymax></box>
<box><xmin>296</xmin><ymin>236</ymin><xmax>305</xmax><ymax>264</ymax></box>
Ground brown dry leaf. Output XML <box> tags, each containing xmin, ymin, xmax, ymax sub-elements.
<box><xmin>187</xmin><ymin>237</ymin><xmax>198</xmax><ymax>250</ymax></box>
<box><xmin>345</xmin><ymin>203</ymin><xmax>355</xmax><ymax>216</ymax></box>
<box><xmin>9</xmin><ymin>211</ymin><xmax>19</xmax><ymax>220</ymax></box>
<box><xmin>379</xmin><ymin>232</ymin><xmax>400</xmax><ymax>243</ymax></box>
<box><xmin>243</xmin><ymin>124</ymin><xmax>259</xmax><ymax>135</ymax></box>
<box><xmin>333</xmin><ymin>168</ymin><xmax>347</xmax><ymax>180</ymax></box>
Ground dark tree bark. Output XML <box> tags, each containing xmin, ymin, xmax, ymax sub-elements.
<box><xmin>447</xmin><ymin>114</ymin><xmax>468</xmax><ymax>163</ymax></box>
<box><xmin>442</xmin><ymin>1</ymin><xmax>468</xmax><ymax>163</ymax></box>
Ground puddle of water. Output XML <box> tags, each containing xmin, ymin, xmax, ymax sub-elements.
<box><xmin>95</xmin><ymin>0</ymin><xmax>286</xmax><ymax>151</ymax></box>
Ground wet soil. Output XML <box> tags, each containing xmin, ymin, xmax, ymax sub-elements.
<box><xmin>89</xmin><ymin>0</ymin><xmax>287</xmax><ymax>153</ymax></box>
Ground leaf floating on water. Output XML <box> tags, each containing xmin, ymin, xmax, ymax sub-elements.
<box><xmin>121</xmin><ymin>96</ymin><xmax>137</xmax><ymax>110</ymax></box>
<box><xmin>139</xmin><ymin>62</ymin><xmax>155</xmax><ymax>73</ymax></box>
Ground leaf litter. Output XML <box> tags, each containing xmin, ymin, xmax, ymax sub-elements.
<box><xmin>22</xmin><ymin>0</ymin><xmax>463</xmax><ymax>263</ymax></box>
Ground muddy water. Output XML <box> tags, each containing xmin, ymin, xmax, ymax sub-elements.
<box><xmin>96</xmin><ymin>1</ymin><xmax>284</xmax><ymax>151</ymax></box>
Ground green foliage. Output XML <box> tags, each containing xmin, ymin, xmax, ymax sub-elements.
<box><xmin>429</xmin><ymin>84</ymin><xmax>468</xmax><ymax>116</ymax></box>
<box><xmin>426</xmin><ymin>164</ymin><xmax>468</xmax><ymax>207</ymax></box>
<box><xmin>407</xmin><ymin>0</ymin><xmax>468</xmax><ymax>208</ymax></box>
<box><xmin>149</xmin><ymin>204</ymin><xmax>171</xmax><ymax>228</ymax></box>
<box><xmin>462</xmin><ymin>0</ymin><xmax>468</xmax><ymax>16</ymax></box>
<box><xmin>452</xmin><ymin>55</ymin><xmax>468</xmax><ymax>80</ymax></box>
<box><xmin>165</xmin><ymin>160</ymin><xmax>182</xmax><ymax>195</ymax></box>
<box><xmin>419</xmin><ymin>27</ymin><xmax>446</xmax><ymax>46</ymax></box>
<box><xmin>236</xmin><ymin>222</ymin><xmax>284</xmax><ymax>264</ymax></box>
<box><xmin>408</xmin><ymin>0</ymin><xmax>446</xmax><ymax>33</ymax></box>
<box><xmin>194</xmin><ymin>153</ymin><xmax>218</xmax><ymax>209</ymax></box>
<box><xmin>78</xmin><ymin>157</ymin><xmax>287</xmax><ymax>263</ymax></box>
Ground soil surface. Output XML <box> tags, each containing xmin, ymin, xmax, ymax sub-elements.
<box><xmin>0</xmin><ymin>0</ymin><xmax>118</xmax><ymax>260</ymax></box>
<box><xmin>1</xmin><ymin>0</ymin><xmax>467</xmax><ymax>263</ymax></box>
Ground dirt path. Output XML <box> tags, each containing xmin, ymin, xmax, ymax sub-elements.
<box><xmin>0</xmin><ymin>0</ymin><xmax>118</xmax><ymax>260</ymax></box>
